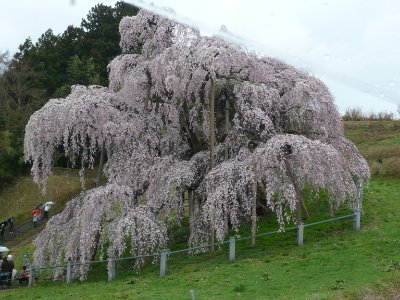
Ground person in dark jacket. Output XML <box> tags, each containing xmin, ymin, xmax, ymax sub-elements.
<box><xmin>7</xmin><ymin>255</ymin><xmax>14</xmax><ymax>274</ymax></box>
<box><xmin>7</xmin><ymin>218</ymin><xmax>14</xmax><ymax>235</ymax></box>
<box><xmin>0</xmin><ymin>223</ymin><xmax>6</xmax><ymax>242</ymax></box>
<box><xmin>0</xmin><ymin>256</ymin><xmax>12</xmax><ymax>286</ymax></box>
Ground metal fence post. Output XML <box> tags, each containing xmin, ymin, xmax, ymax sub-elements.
<box><xmin>353</xmin><ymin>210</ymin><xmax>361</xmax><ymax>231</ymax></box>
<box><xmin>66</xmin><ymin>260</ymin><xmax>72</xmax><ymax>285</ymax></box>
<box><xmin>229</xmin><ymin>237</ymin><xmax>236</xmax><ymax>262</ymax></box>
<box><xmin>108</xmin><ymin>258</ymin><xmax>116</xmax><ymax>282</ymax></box>
<box><xmin>24</xmin><ymin>253</ymin><xmax>30</xmax><ymax>267</ymax></box>
<box><xmin>160</xmin><ymin>249</ymin><xmax>168</xmax><ymax>277</ymax></box>
<box><xmin>189</xmin><ymin>289</ymin><xmax>196</xmax><ymax>300</ymax></box>
<box><xmin>28</xmin><ymin>265</ymin><xmax>35</xmax><ymax>287</ymax></box>
<box><xmin>357</xmin><ymin>178</ymin><xmax>363</xmax><ymax>211</ymax></box>
<box><xmin>297</xmin><ymin>223</ymin><xmax>304</xmax><ymax>246</ymax></box>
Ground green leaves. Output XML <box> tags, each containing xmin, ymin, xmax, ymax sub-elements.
<box><xmin>0</xmin><ymin>130</ymin><xmax>19</xmax><ymax>187</ymax></box>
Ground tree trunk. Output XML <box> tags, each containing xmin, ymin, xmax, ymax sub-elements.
<box><xmin>189</xmin><ymin>190</ymin><xmax>195</xmax><ymax>235</ymax></box>
<box><xmin>251</xmin><ymin>158</ymin><xmax>257</xmax><ymax>246</ymax></box>
<box><xmin>209</xmin><ymin>80</ymin><xmax>215</xmax><ymax>252</ymax></box>
<box><xmin>91</xmin><ymin>230</ymin><xmax>101</xmax><ymax>261</ymax></box>
<box><xmin>144</xmin><ymin>85</ymin><xmax>151</xmax><ymax>112</ymax></box>
<box><xmin>283</xmin><ymin>158</ymin><xmax>309</xmax><ymax>224</ymax></box>
<box><xmin>224</xmin><ymin>98</ymin><xmax>230</xmax><ymax>158</ymax></box>
<box><xmin>224</xmin><ymin>98</ymin><xmax>230</xmax><ymax>233</ymax></box>
<box><xmin>96</xmin><ymin>142</ymin><xmax>105</xmax><ymax>188</ymax></box>
<box><xmin>189</xmin><ymin>190</ymin><xmax>194</xmax><ymax>219</ymax></box>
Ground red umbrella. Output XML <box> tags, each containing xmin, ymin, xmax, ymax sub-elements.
<box><xmin>31</xmin><ymin>209</ymin><xmax>41</xmax><ymax>216</ymax></box>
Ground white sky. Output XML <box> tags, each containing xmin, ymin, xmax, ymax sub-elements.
<box><xmin>0</xmin><ymin>0</ymin><xmax>116</xmax><ymax>53</ymax></box>
<box><xmin>1</xmin><ymin>0</ymin><xmax>399</xmax><ymax>115</ymax></box>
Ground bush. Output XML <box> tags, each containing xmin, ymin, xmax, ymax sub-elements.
<box><xmin>343</xmin><ymin>107</ymin><xmax>364</xmax><ymax>121</ymax></box>
<box><xmin>343</xmin><ymin>107</ymin><xmax>395</xmax><ymax>121</ymax></box>
<box><xmin>362</xmin><ymin>145</ymin><xmax>400</xmax><ymax>163</ymax></box>
<box><xmin>369</xmin><ymin>157</ymin><xmax>400</xmax><ymax>177</ymax></box>
<box><xmin>233</xmin><ymin>284</ymin><xmax>246</xmax><ymax>293</ymax></box>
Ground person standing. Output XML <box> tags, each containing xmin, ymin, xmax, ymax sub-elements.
<box><xmin>7</xmin><ymin>255</ymin><xmax>15</xmax><ymax>281</ymax></box>
<box><xmin>0</xmin><ymin>255</ymin><xmax>12</xmax><ymax>286</ymax></box>
<box><xmin>0</xmin><ymin>223</ymin><xmax>5</xmax><ymax>242</ymax></box>
<box><xmin>32</xmin><ymin>214</ymin><xmax>39</xmax><ymax>228</ymax></box>
<box><xmin>43</xmin><ymin>205</ymin><xmax>50</xmax><ymax>220</ymax></box>
<box><xmin>7</xmin><ymin>218</ymin><xmax>13</xmax><ymax>233</ymax></box>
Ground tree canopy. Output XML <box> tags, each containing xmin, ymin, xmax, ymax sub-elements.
<box><xmin>24</xmin><ymin>10</ymin><xmax>369</xmax><ymax>279</ymax></box>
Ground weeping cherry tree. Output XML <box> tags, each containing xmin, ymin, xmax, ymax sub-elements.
<box><xmin>24</xmin><ymin>10</ymin><xmax>369</xmax><ymax>280</ymax></box>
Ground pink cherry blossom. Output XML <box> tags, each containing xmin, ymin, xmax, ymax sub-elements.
<box><xmin>25</xmin><ymin>10</ymin><xmax>369</xmax><ymax>279</ymax></box>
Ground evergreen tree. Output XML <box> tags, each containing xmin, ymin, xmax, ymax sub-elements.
<box><xmin>80</xmin><ymin>2</ymin><xmax>138</xmax><ymax>85</ymax></box>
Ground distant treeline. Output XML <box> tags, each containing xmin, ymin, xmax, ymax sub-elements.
<box><xmin>342</xmin><ymin>107</ymin><xmax>398</xmax><ymax>121</ymax></box>
<box><xmin>0</xmin><ymin>2</ymin><xmax>138</xmax><ymax>189</ymax></box>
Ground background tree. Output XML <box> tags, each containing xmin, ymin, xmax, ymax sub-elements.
<box><xmin>0</xmin><ymin>2</ymin><xmax>138</xmax><ymax>190</ymax></box>
<box><xmin>0</xmin><ymin>51</ymin><xmax>8</xmax><ymax>74</ymax></box>
<box><xmin>25</xmin><ymin>10</ymin><xmax>369</xmax><ymax>280</ymax></box>
<box><xmin>80</xmin><ymin>2</ymin><xmax>139</xmax><ymax>86</ymax></box>
<box><xmin>0</xmin><ymin>51</ymin><xmax>29</xmax><ymax>187</ymax></box>
<box><xmin>0</xmin><ymin>51</ymin><xmax>9</xmax><ymax>106</ymax></box>
<box><xmin>0</xmin><ymin>131</ymin><xmax>18</xmax><ymax>188</ymax></box>
<box><xmin>3</xmin><ymin>59</ymin><xmax>44</xmax><ymax>108</ymax></box>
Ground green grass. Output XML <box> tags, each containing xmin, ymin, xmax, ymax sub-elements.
<box><xmin>1</xmin><ymin>178</ymin><xmax>399</xmax><ymax>299</ymax></box>
<box><xmin>1</xmin><ymin>120</ymin><xmax>400</xmax><ymax>299</ymax></box>
<box><xmin>0</xmin><ymin>168</ymin><xmax>101</xmax><ymax>225</ymax></box>
<box><xmin>344</xmin><ymin>121</ymin><xmax>400</xmax><ymax>177</ymax></box>
<box><xmin>344</xmin><ymin>121</ymin><xmax>400</xmax><ymax>149</ymax></box>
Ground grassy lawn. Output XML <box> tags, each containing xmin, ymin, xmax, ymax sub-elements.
<box><xmin>1</xmin><ymin>121</ymin><xmax>399</xmax><ymax>299</ymax></box>
<box><xmin>1</xmin><ymin>178</ymin><xmax>400</xmax><ymax>299</ymax></box>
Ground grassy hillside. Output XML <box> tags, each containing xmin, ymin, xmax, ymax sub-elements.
<box><xmin>344</xmin><ymin>120</ymin><xmax>400</xmax><ymax>177</ymax></box>
<box><xmin>1</xmin><ymin>178</ymin><xmax>399</xmax><ymax>299</ymax></box>
<box><xmin>0</xmin><ymin>121</ymin><xmax>400</xmax><ymax>299</ymax></box>
<box><xmin>0</xmin><ymin>168</ymin><xmax>101</xmax><ymax>225</ymax></box>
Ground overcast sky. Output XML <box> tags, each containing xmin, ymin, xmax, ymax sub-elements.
<box><xmin>0</xmin><ymin>0</ymin><xmax>116</xmax><ymax>53</ymax></box>
<box><xmin>1</xmin><ymin>0</ymin><xmax>399</xmax><ymax>115</ymax></box>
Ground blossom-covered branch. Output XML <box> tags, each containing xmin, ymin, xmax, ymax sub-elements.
<box><xmin>25</xmin><ymin>9</ymin><xmax>369</xmax><ymax>279</ymax></box>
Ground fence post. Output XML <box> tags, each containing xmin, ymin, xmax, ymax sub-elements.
<box><xmin>353</xmin><ymin>210</ymin><xmax>361</xmax><ymax>231</ymax></box>
<box><xmin>160</xmin><ymin>249</ymin><xmax>168</xmax><ymax>277</ymax></box>
<box><xmin>189</xmin><ymin>289</ymin><xmax>196</xmax><ymax>300</ymax></box>
<box><xmin>108</xmin><ymin>258</ymin><xmax>116</xmax><ymax>282</ymax></box>
<box><xmin>357</xmin><ymin>178</ymin><xmax>363</xmax><ymax>211</ymax></box>
<box><xmin>297</xmin><ymin>223</ymin><xmax>304</xmax><ymax>246</ymax></box>
<box><xmin>28</xmin><ymin>265</ymin><xmax>35</xmax><ymax>287</ymax></box>
<box><xmin>66</xmin><ymin>260</ymin><xmax>72</xmax><ymax>285</ymax></box>
<box><xmin>229</xmin><ymin>237</ymin><xmax>236</xmax><ymax>262</ymax></box>
<box><xmin>24</xmin><ymin>253</ymin><xmax>30</xmax><ymax>267</ymax></box>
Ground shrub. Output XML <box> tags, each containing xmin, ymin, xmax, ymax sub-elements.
<box><xmin>343</xmin><ymin>107</ymin><xmax>396</xmax><ymax>121</ymax></box>
<box><xmin>233</xmin><ymin>284</ymin><xmax>246</xmax><ymax>293</ymax></box>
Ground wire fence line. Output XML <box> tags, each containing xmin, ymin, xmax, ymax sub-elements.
<box><xmin>24</xmin><ymin>210</ymin><xmax>360</xmax><ymax>287</ymax></box>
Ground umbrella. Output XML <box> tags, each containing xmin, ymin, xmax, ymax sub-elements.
<box><xmin>44</xmin><ymin>201</ymin><xmax>55</xmax><ymax>207</ymax></box>
<box><xmin>31</xmin><ymin>209</ymin><xmax>41</xmax><ymax>216</ymax></box>
<box><xmin>0</xmin><ymin>246</ymin><xmax>10</xmax><ymax>252</ymax></box>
